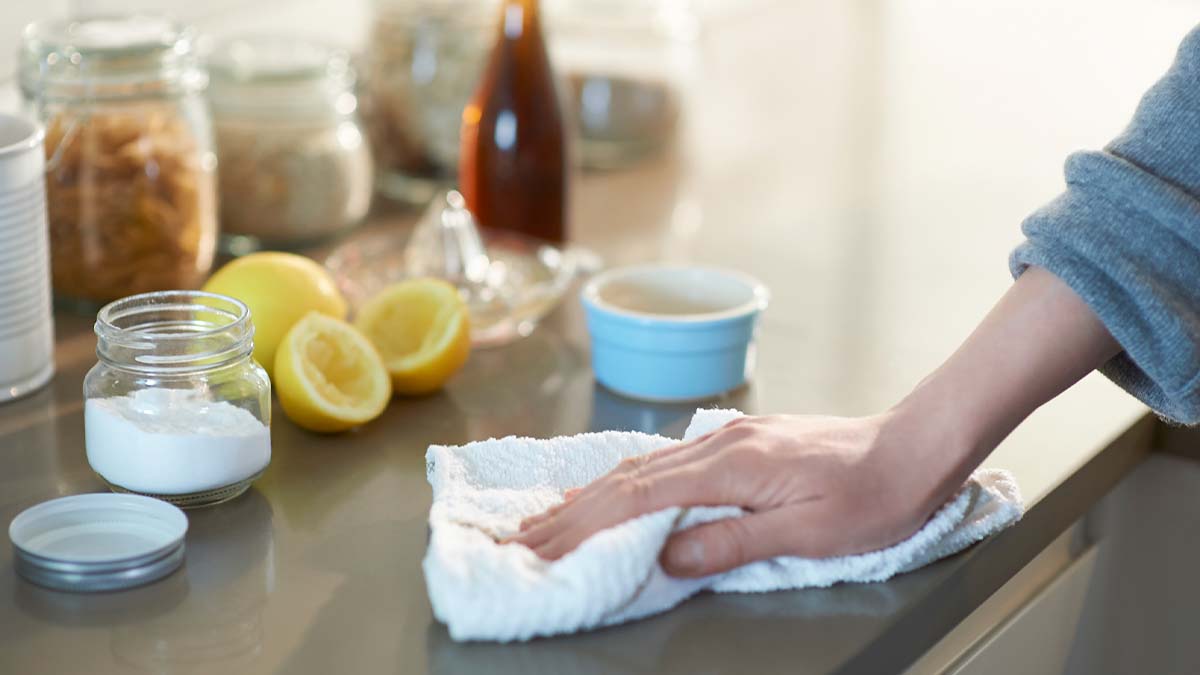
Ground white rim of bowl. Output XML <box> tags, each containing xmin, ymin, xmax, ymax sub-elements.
<box><xmin>582</xmin><ymin>264</ymin><xmax>770</xmax><ymax>324</ymax></box>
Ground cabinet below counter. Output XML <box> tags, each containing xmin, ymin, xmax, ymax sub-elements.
<box><xmin>909</xmin><ymin>430</ymin><xmax>1200</xmax><ymax>675</ymax></box>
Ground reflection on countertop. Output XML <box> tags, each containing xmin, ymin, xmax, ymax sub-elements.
<box><xmin>10</xmin><ymin>490</ymin><xmax>275</xmax><ymax>674</ymax></box>
<box><xmin>425</xmin><ymin>573</ymin><xmax>912</xmax><ymax>675</ymax></box>
<box><xmin>449</xmin><ymin>328</ymin><xmax>592</xmax><ymax>440</ymax></box>
<box><xmin>111</xmin><ymin>491</ymin><xmax>274</xmax><ymax>673</ymax></box>
<box><xmin>588</xmin><ymin>381</ymin><xmax>757</xmax><ymax>437</ymax></box>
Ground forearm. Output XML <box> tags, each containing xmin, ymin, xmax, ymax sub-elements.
<box><xmin>1012</xmin><ymin>25</ymin><xmax>1200</xmax><ymax>423</ymax></box>
<box><xmin>888</xmin><ymin>266</ymin><xmax>1120</xmax><ymax>510</ymax></box>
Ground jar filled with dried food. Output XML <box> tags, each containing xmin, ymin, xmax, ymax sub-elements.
<box><xmin>207</xmin><ymin>37</ymin><xmax>373</xmax><ymax>254</ymax></box>
<box><xmin>361</xmin><ymin>0</ymin><xmax>497</xmax><ymax>205</ymax></box>
<box><xmin>19</xmin><ymin>15</ymin><xmax>218</xmax><ymax>308</ymax></box>
<box><xmin>546</xmin><ymin>0</ymin><xmax>698</xmax><ymax>169</ymax></box>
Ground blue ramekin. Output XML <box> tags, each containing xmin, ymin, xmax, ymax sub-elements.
<box><xmin>581</xmin><ymin>265</ymin><xmax>769</xmax><ymax>402</ymax></box>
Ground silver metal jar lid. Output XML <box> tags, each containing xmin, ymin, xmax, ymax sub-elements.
<box><xmin>9</xmin><ymin>493</ymin><xmax>188</xmax><ymax>592</ymax></box>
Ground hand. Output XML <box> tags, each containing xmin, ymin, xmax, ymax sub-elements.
<box><xmin>510</xmin><ymin>412</ymin><xmax>956</xmax><ymax>578</ymax></box>
<box><xmin>511</xmin><ymin>267</ymin><xmax>1121</xmax><ymax>578</ymax></box>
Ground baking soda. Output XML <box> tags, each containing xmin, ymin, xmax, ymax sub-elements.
<box><xmin>85</xmin><ymin>388</ymin><xmax>271</xmax><ymax>495</ymax></box>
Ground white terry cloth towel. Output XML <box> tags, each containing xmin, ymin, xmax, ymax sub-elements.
<box><xmin>423</xmin><ymin>409</ymin><xmax>1023</xmax><ymax>642</ymax></box>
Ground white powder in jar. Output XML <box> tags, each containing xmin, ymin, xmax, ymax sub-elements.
<box><xmin>85</xmin><ymin>388</ymin><xmax>271</xmax><ymax>495</ymax></box>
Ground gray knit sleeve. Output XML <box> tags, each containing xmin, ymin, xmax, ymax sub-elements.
<box><xmin>1010</xmin><ymin>25</ymin><xmax>1200</xmax><ymax>424</ymax></box>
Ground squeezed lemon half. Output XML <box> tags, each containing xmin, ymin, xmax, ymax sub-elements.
<box><xmin>274</xmin><ymin>312</ymin><xmax>391</xmax><ymax>432</ymax></box>
<box><xmin>354</xmin><ymin>279</ymin><xmax>471</xmax><ymax>395</ymax></box>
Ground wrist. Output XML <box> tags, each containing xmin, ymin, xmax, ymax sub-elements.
<box><xmin>872</xmin><ymin>267</ymin><xmax>1120</xmax><ymax>517</ymax></box>
<box><xmin>877</xmin><ymin>380</ymin><xmax>996</xmax><ymax>515</ymax></box>
<box><xmin>891</xmin><ymin>368</ymin><xmax>998</xmax><ymax>466</ymax></box>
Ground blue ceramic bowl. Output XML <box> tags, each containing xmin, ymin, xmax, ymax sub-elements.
<box><xmin>581</xmin><ymin>265</ymin><xmax>769</xmax><ymax>402</ymax></box>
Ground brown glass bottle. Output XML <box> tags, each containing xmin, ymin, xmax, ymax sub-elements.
<box><xmin>459</xmin><ymin>0</ymin><xmax>568</xmax><ymax>243</ymax></box>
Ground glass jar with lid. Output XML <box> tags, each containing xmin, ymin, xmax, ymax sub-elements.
<box><xmin>83</xmin><ymin>291</ymin><xmax>272</xmax><ymax>508</ymax></box>
<box><xmin>18</xmin><ymin>15</ymin><xmax>218</xmax><ymax>309</ymax></box>
<box><xmin>545</xmin><ymin>0</ymin><xmax>698</xmax><ymax>169</ymax></box>
<box><xmin>206</xmin><ymin>36</ymin><xmax>373</xmax><ymax>254</ymax></box>
<box><xmin>360</xmin><ymin>0</ymin><xmax>498</xmax><ymax>205</ymax></box>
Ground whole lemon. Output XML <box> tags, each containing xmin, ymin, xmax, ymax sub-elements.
<box><xmin>203</xmin><ymin>252</ymin><xmax>347</xmax><ymax>377</ymax></box>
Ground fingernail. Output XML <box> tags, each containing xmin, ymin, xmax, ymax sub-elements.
<box><xmin>665</xmin><ymin>538</ymin><xmax>705</xmax><ymax>575</ymax></box>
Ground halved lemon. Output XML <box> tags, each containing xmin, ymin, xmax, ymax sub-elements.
<box><xmin>354</xmin><ymin>279</ymin><xmax>471</xmax><ymax>395</ymax></box>
<box><xmin>274</xmin><ymin>312</ymin><xmax>392</xmax><ymax>432</ymax></box>
<box><xmin>202</xmin><ymin>252</ymin><xmax>348</xmax><ymax>379</ymax></box>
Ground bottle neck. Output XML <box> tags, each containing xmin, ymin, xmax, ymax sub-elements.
<box><xmin>500</xmin><ymin>0</ymin><xmax>542</xmax><ymax>41</ymax></box>
<box><xmin>94</xmin><ymin>291</ymin><xmax>255</xmax><ymax>375</ymax></box>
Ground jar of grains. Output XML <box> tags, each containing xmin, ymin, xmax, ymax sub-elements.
<box><xmin>18</xmin><ymin>15</ymin><xmax>218</xmax><ymax>308</ymax></box>
<box><xmin>546</xmin><ymin>0</ymin><xmax>697</xmax><ymax>170</ymax></box>
<box><xmin>207</xmin><ymin>36</ymin><xmax>373</xmax><ymax>253</ymax></box>
<box><xmin>361</xmin><ymin>0</ymin><xmax>497</xmax><ymax>205</ymax></box>
<box><xmin>83</xmin><ymin>291</ymin><xmax>272</xmax><ymax>508</ymax></box>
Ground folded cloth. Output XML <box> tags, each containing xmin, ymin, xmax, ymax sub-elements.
<box><xmin>423</xmin><ymin>409</ymin><xmax>1023</xmax><ymax>642</ymax></box>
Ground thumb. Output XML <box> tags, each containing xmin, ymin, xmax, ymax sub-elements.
<box><xmin>660</xmin><ymin>508</ymin><xmax>806</xmax><ymax>577</ymax></box>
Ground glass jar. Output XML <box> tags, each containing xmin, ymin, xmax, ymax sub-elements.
<box><xmin>207</xmin><ymin>36</ymin><xmax>373</xmax><ymax>254</ymax></box>
<box><xmin>83</xmin><ymin>291</ymin><xmax>272</xmax><ymax>508</ymax></box>
<box><xmin>361</xmin><ymin>0</ymin><xmax>498</xmax><ymax>205</ymax></box>
<box><xmin>18</xmin><ymin>15</ymin><xmax>218</xmax><ymax>310</ymax></box>
<box><xmin>545</xmin><ymin>0</ymin><xmax>698</xmax><ymax>169</ymax></box>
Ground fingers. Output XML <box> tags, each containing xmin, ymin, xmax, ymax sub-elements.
<box><xmin>516</xmin><ymin>439</ymin><xmax>707</xmax><ymax>533</ymax></box>
<box><xmin>524</xmin><ymin>518</ymin><xmax>608</xmax><ymax>561</ymax></box>
<box><xmin>508</xmin><ymin>418</ymin><xmax>762</xmax><ymax>560</ymax></box>
<box><xmin>610</xmin><ymin>440</ymin><xmax>703</xmax><ymax>478</ymax></box>
<box><xmin>511</xmin><ymin>462</ymin><xmax>725</xmax><ymax>559</ymax></box>
<box><xmin>517</xmin><ymin>499</ymin><xmax>569</xmax><ymax>532</ymax></box>
<box><xmin>660</xmin><ymin>505</ymin><xmax>824</xmax><ymax>577</ymax></box>
<box><xmin>514</xmin><ymin>483</ymin><xmax>591</xmax><ymax>533</ymax></box>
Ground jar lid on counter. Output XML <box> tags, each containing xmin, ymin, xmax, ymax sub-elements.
<box><xmin>9</xmin><ymin>493</ymin><xmax>188</xmax><ymax>593</ymax></box>
<box><xmin>19</xmin><ymin>15</ymin><xmax>204</xmax><ymax>100</ymax></box>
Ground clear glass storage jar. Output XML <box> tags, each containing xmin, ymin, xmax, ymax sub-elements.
<box><xmin>19</xmin><ymin>15</ymin><xmax>218</xmax><ymax>309</ymax></box>
<box><xmin>546</xmin><ymin>0</ymin><xmax>698</xmax><ymax>169</ymax></box>
<box><xmin>361</xmin><ymin>0</ymin><xmax>497</xmax><ymax>205</ymax></box>
<box><xmin>207</xmin><ymin>36</ymin><xmax>373</xmax><ymax>254</ymax></box>
<box><xmin>83</xmin><ymin>291</ymin><xmax>272</xmax><ymax>508</ymax></box>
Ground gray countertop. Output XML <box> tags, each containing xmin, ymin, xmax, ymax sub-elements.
<box><xmin>0</xmin><ymin>311</ymin><xmax>1156</xmax><ymax>675</ymax></box>
<box><xmin>0</xmin><ymin>3</ymin><xmax>1188</xmax><ymax>673</ymax></box>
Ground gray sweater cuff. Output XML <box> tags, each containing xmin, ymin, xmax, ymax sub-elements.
<box><xmin>1010</xmin><ymin>150</ymin><xmax>1200</xmax><ymax>424</ymax></box>
<box><xmin>1010</xmin><ymin>24</ymin><xmax>1200</xmax><ymax>425</ymax></box>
